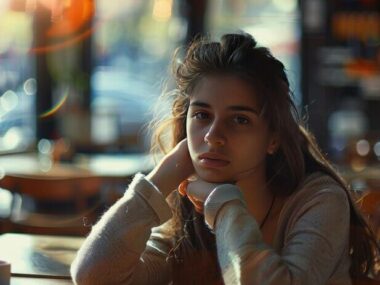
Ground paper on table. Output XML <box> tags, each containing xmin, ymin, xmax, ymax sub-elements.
<box><xmin>0</xmin><ymin>233</ymin><xmax>83</xmax><ymax>279</ymax></box>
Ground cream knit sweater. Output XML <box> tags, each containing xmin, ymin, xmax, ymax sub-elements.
<box><xmin>71</xmin><ymin>172</ymin><xmax>352</xmax><ymax>285</ymax></box>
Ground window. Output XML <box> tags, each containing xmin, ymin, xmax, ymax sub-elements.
<box><xmin>207</xmin><ymin>0</ymin><xmax>301</xmax><ymax>105</ymax></box>
<box><xmin>0</xmin><ymin>1</ymin><xmax>36</xmax><ymax>152</ymax></box>
<box><xmin>91</xmin><ymin>0</ymin><xmax>186</xmax><ymax>151</ymax></box>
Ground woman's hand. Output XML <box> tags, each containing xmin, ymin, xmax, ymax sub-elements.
<box><xmin>146</xmin><ymin>139</ymin><xmax>195</xmax><ymax>197</ymax></box>
<box><xmin>179</xmin><ymin>176</ymin><xmax>220</xmax><ymax>213</ymax></box>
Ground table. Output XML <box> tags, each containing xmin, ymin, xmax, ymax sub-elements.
<box><xmin>0</xmin><ymin>233</ymin><xmax>84</xmax><ymax>284</ymax></box>
<box><xmin>0</xmin><ymin>153</ymin><xmax>155</xmax><ymax>233</ymax></box>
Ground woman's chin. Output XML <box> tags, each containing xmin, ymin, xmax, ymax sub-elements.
<box><xmin>195</xmin><ymin>168</ymin><xmax>234</xmax><ymax>184</ymax></box>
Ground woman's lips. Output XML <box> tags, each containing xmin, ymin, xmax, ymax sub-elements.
<box><xmin>199</xmin><ymin>158</ymin><xmax>230</xmax><ymax>168</ymax></box>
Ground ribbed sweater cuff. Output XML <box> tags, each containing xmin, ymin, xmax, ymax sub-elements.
<box><xmin>127</xmin><ymin>173</ymin><xmax>173</xmax><ymax>225</ymax></box>
<box><xmin>204</xmin><ymin>184</ymin><xmax>246</xmax><ymax>230</ymax></box>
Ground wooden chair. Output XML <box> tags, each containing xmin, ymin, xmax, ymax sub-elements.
<box><xmin>0</xmin><ymin>174</ymin><xmax>106</xmax><ymax>236</ymax></box>
<box><xmin>354</xmin><ymin>189</ymin><xmax>380</xmax><ymax>283</ymax></box>
<box><xmin>353</xmin><ymin>276</ymin><xmax>380</xmax><ymax>285</ymax></box>
<box><xmin>359</xmin><ymin>190</ymin><xmax>380</xmax><ymax>240</ymax></box>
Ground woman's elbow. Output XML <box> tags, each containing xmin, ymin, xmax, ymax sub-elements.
<box><xmin>71</xmin><ymin>258</ymin><xmax>135</xmax><ymax>285</ymax></box>
<box><xmin>70</xmin><ymin>258</ymin><xmax>101</xmax><ymax>285</ymax></box>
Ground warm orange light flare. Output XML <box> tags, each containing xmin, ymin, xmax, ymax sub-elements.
<box><xmin>30</xmin><ymin>28</ymin><xmax>93</xmax><ymax>54</ymax></box>
<box><xmin>26</xmin><ymin>0</ymin><xmax>95</xmax><ymax>54</ymax></box>
<box><xmin>44</xmin><ymin>0</ymin><xmax>94</xmax><ymax>38</ymax></box>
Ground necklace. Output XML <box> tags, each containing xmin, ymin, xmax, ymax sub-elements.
<box><xmin>259</xmin><ymin>194</ymin><xmax>276</xmax><ymax>229</ymax></box>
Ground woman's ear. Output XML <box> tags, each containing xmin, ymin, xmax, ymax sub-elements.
<box><xmin>267</xmin><ymin>134</ymin><xmax>280</xmax><ymax>155</ymax></box>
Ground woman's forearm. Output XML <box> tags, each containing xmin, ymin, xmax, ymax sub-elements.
<box><xmin>71</xmin><ymin>174</ymin><xmax>173</xmax><ymax>285</ymax></box>
<box><xmin>207</xmin><ymin>187</ymin><xmax>350</xmax><ymax>285</ymax></box>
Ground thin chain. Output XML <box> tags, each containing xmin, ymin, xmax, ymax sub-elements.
<box><xmin>259</xmin><ymin>194</ymin><xmax>276</xmax><ymax>229</ymax></box>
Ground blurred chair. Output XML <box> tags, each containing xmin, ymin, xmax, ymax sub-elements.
<box><xmin>355</xmin><ymin>187</ymin><xmax>380</xmax><ymax>282</ymax></box>
<box><xmin>359</xmin><ymin>190</ymin><xmax>380</xmax><ymax>240</ymax></box>
<box><xmin>0</xmin><ymin>174</ymin><xmax>106</xmax><ymax>236</ymax></box>
<box><xmin>353</xmin><ymin>276</ymin><xmax>380</xmax><ymax>285</ymax></box>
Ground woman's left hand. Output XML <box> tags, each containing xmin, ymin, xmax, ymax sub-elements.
<box><xmin>179</xmin><ymin>176</ymin><xmax>221</xmax><ymax>213</ymax></box>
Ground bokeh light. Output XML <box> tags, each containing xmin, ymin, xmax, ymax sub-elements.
<box><xmin>153</xmin><ymin>0</ymin><xmax>173</xmax><ymax>22</ymax></box>
<box><xmin>272</xmin><ymin>0</ymin><xmax>297</xmax><ymax>12</ymax></box>
<box><xmin>356</xmin><ymin>139</ymin><xmax>370</xmax><ymax>156</ymax></box>
<box><xmin>0</xmin><ymin>90</ymin><xmax>19</xmax><ymax>112</ymax></box>
<box><xmin>374</xmin><ymin>141</ymin><xmax>380</xmax><ymax>157</ymax></box>
<box><xmin>23</xmin><ymin>78</ymin><xmax>37</xmax><ymax>95</ymax></box>
<box><xmin>3</xmin><ymin>126</ymin><xmax>23</xmax><ymax>149</ymax></box>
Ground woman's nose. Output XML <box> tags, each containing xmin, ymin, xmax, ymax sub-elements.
<box><xmin>204</xmin><ymin>121</ymin><xmax>226</xmax><ymax>146</ymax></box>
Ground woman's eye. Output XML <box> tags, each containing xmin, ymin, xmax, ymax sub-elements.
<box><xmin>234</xmin><ymin>116</ymin><xmax>249</xmax><ymax>125</ymax></box>
<box><xmin>193</xmin><ymin>112</ymin><xmax>209</xmax><ymax>120</ymax></box>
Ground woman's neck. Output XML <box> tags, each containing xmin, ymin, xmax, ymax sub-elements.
<box><xmin>236</xmin><ymin>170</ymin><xmax>274</xmax><ymax>225</ymax></box>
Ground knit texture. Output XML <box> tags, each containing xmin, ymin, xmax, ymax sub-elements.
<box><xmin>71</xmin><ymin>172</ymin><xmax>351</xmax><ymax>285</ymax></box>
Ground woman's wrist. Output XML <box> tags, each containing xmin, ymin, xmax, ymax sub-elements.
<box><xmin>204</xmin><ymin>184</ymin><xmax>246</xmax><ymax>230</ymax></box>
<box><xmin>146</xmin><ymin>170</ymin><xmax>172</xmax><ymax>198</ymax></box>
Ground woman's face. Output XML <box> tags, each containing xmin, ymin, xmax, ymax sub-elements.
<box><xmin>186</xmin><ymin>75</ymin><xmax>277</xmax><ymax>183</ymax></box>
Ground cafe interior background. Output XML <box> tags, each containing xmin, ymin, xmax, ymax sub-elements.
<box><xmin>0</xmin><ymin>0</ymin><xmax>379</xmax><ymax>237</ymax></box>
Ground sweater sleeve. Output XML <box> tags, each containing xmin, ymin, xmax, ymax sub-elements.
<box><xmin>204</xmin><ymin>183</ymin><xmax>351</xmax><ymax>285</ymax></box>
<box><xmin>71</xmin><ymin>173</ymin><xmax>174</xmax><ymax>285</ymax></box>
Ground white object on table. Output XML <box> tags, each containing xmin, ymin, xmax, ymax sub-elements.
<box><xmin>0</xmin><ymin>260</ymin><xmax>10</xmax><ymax>285</ymax></box>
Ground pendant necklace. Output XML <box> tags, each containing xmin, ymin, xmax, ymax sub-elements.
<box><xmin>259</xmin><ymin>194</ymin><xmax>276</xmax><ymax>229</ymax></box>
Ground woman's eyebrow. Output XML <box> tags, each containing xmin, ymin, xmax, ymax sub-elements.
<box><xmin>189</xmin><ymin>101</ymin><xmax>259</xmax><ymax>116</ymax></box>
<box><xmin>189</xmin><ymin>101</ymin><xmax>210</xmax><ymax>108</ymax></box>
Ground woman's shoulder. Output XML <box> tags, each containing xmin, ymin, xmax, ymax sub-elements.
<box><xmin>280</xmin><ymin>171</ymin><xmax>350</xmax><ymax>217</ymax></box>
<box><xmin>274</xmin><ymin>172</ymin><xmax>350</xmax><ymax>245</ymax></box>
<box><xmin>293</xmin><ymin>171</ymin><xmax>347</xmax><ymax>200</ymax></box>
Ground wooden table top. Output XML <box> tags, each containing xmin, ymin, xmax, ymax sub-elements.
<box><xmin>0</xmin><ymin>233</ymin><xmax>83</xmax><ymax>283</ymax></box>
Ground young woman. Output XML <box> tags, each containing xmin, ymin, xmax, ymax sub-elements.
<box><xmin>71</xmin><ymin>32</ymin><xmax>379</xmax><ymax>285</ymax></box>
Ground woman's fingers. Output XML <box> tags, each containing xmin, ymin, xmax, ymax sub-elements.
<box><xmin>147</xmin><ymin>138</ymin><xmax>196</xmax><ymax>196</ymax></box>
<box><xmin>187</xmin><ymin>194</ymin><xmax>204</xmax><ymax>213</ymax></box>
<box><xmin>178</xmin><ymin>176</ymin><xmax>227</xmax><ymax>214</ymax></box>
<box><xmin>178</xmin><ymin>178</ymin><xmax>204</xmax><ymax>213</ymax></box>
<box><xmin>178</xmin><ymin>180</ymin><xmax>189</xmax><ymax>196</ymax></box>
<box><xmin>186</xmin><ymin>179</ymin><xmax>217</xmax><ymax>202</ymax></box>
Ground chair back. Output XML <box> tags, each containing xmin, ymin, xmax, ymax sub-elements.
<box><xmin>0</xmin><ymin>174</ymin><xmax>103</xmax><ymax>211</ymax></box>
<box><xmin>0</xmin><ymin>174</ymin><xmax>105</xmax><ymax>235</ymax></box>
<box><xmin>358</xmin><ymin>190</ymin><xmax>380</xmax><ymax>239</ymax></box>
<box><xmin>0</xmin><ymin>175</ymin><xmax>101</xmax><ymax>200</ymax></box>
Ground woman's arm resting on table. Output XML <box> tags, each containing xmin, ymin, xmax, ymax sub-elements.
<box><xmin>204</xmin><ymin>184</ymin><xmax>350</xmax><ymax>285</ymax></box>
<box><xmin>71</xmin><ymin>173</ymin><xmax>173</xmax><ymax>285</ymax></box>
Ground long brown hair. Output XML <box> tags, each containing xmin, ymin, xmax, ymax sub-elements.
<box><xmin>150</xmin><ymin>32</ymin><xmax>379</xmax><ymax>281</ymax></box>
